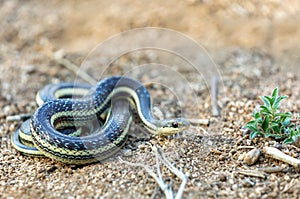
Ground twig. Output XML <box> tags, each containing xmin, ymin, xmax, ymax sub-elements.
<box><xmin>154</xmin><ymin>146</ymin><xmax>187</xmax><ymax>199</ymax></box>
<box><xmin>211</xmin><ymin>76</ymin><xmax>220</xmax><ymax>117</ymax></box>
<box><xmin>282</xmin><ymin>179</ymin><xmax>300</xmax><ymax>193</ymax></box>
<box><xmin>155</xmin><ymin>145</ymin><xmax>164</xmax><ymax>184</ymax></box>
<box><xmin>6</xmin><ymin>113</ymin><xmax>32</xmax><ymax>122</ymax></box>
<box><xmin>53</xmin><ymin>49</ymin><xmax>97</xmax><ymax>85</ymax></box>
<box><xmin>236</xmin><ymin>170</ymin><xmax>266</xmax><ymax>178</ymax></box>
<box><xmin>189</xmin><ymin>125</ymin><xmax>209</xmax><ymax>135</ymax></box>
<box><xmin>150</xmin><ymin>186</ymin><xmax>160</xmax><ymax>199</ymax></box>
<box><xmin>257</xmin><ymin>166</ymin><xmax>284</xmax><ymax>173</ymax></box>
<box><xmin>243</xmin><ymin>178</ymin><xmax>255</xmax><ymax>186</ymax></box>
<box><xmin>237</xmin><ymin>146</ymin><xmax>256</xmax><ymax>150</ymax></box>
<box><xmin>189</xmin><ymin>125</ymin><xmax>209</xmax><ymax>136</ymax></box>
<box><xmin>188</xmin><ymin>118</ymin><xmax>210</xmax><ymax>126</ymax></box>
<box><xmin>264</xmin><ymin>146</ymin><xmax>300</xmax><ymax>168</ymax></box>
<box><xmin>119</xmin><ymin>145</ymin><xmax>187</xmax><ymax>199</ymax></box>
<box><xmin>119</xmin><ymin>158</ymin><xmax>169</xmax><ymax>195</ymax></box>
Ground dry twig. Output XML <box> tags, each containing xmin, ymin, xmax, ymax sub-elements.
<box><xmin>237</xmin><ymin>146</ymin><xmax>256</xmax><ymax>150</ymax></box>
<box><xmin>282</xmin><ymin>179</ymin><xmax>300</xmax><ymax>193</ymax></box>
<box><xmin>6</xmin><ymin>113</ymin><xmax>32</xmax><ymax>122</ymax></box>
<box><xmin>263</xmin><ymin>146</ymin><xmax>300</xmax><ymax>168</ymax></box>
<box><xmin>257</xmin><ymin>166</ymin><xmax>284</xmax><ymax>173</ymax></box>
<box><xmin>119</xmin><ymin>145</ymin><xmax>187</xmax><ymax>199</ymax></box>
<box><xmin>188</xmin><ymin>118</ymin><xmax>210</xmax><ymax>126</ymax></box>
<box><xmin>211</xmin><ymin>76</ymin><xmax>220</xmax><ymax>117</ymax></box>
<box><xmin>236</xmin><ymin>169</ymin><xmax>266</xmax><ymax>178</ymax></box>
<box><xmin>189</xmin><ymin>125</ymin><xmax>209</xmax><ymax>136</ymax></box>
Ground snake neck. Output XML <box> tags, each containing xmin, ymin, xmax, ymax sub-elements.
<box><xmin>147</xmin><ymin>118</ymin><xmax>190</xmax><ymax>136</ymax></box>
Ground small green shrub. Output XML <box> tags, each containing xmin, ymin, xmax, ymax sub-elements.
<box><xmin>245</xmin><ymin>87</ymin><xmax>300</xmax><ymax>144</ymax></box>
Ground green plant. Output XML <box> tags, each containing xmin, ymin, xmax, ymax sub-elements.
<box><xmin>245</xmin><ymin>87</ymin><xmax>300</xmax><ymax>144</ymax></box>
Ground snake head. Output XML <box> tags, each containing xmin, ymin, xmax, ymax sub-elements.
<box><xmin>155</xmin><ymin>118</ymin><xmax>190</xmax><ymax>136</ymax></box>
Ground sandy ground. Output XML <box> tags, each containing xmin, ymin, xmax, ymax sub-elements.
<box><xmin>1</xmin><ymin>0</ymin><xmax>300</xmax><ymax>198</ymax></box>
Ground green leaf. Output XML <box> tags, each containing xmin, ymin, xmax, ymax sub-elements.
<box><xmin>273</xmin><ymin>95</ymin><xmax>287</xmax><ymax>110</ymax></box>
<box><xmin>261</xmin><ymin>96</ymin><xmax>271</xmax><ymax>109</ymax></box>
<box><xmin>249</xmin><ymin>131</ymin><xmax>257</xmax><ymax>139</ymax></box>
<box><xmin>280</xmin><ymin>125</ymin><xmax>288</xmax><ymax>135</ymax></box>
<box><xmin>265</xmin><ymin>96</ymin><xmax>274</xmax><ymax>107</ymax></box>
<box><xmin>245</xmin><ymin>122</ymin><xmax>258</xmax><ymax>132</ymax></box>
<box><xmin>260</xmin><ymin>105</ymin><xmax>272</xmax><ymax>115</ymax></box>
<box><xmin>271</xmin><ymin>122</ymin><xmax>280</xmax><ymax>134</ymax></box>
<box><xmin>249</xmin><ymin>131</ymin><xmax>263</xmax><ymax>139</ymax></box>
<box><xmin>272</xmin><ymin>126</ymin><xmax>280</xmax><ymax>134</ymax></box>
<box><xmin>292</xmin><ymin>135</ymin><xmax>300</xmax><ymax>142</ymax></box>
<box><xmin>282</xmin><ymin>117</ymin><xmax>290</xmax><ymax>127</ymax></box>
<box><xmin>272</xmin><ymin>87</ymin><xmax>278</xmax><ymax>99</ymax></box>
<box><xmin>270</xmin><ymin>121</ymin><xmax>279</xmax><ymax>128</ymax></box>
<box><xmin>265</xmin><ymin>133</ymin><xmax>275</xmax><ymax>138</ymax></box>
<box><xmin>289</xmin><ymin>127</ymin><xmax>300</xmax><ymax>139</ymax></box>
<box><xmin>275</xmin><ymin>112</ymin><xmax>291</xmax><ymax>120</ymax></box>
<box><xmin>245</xmin><ymin>120</ymin><xmax>255</xmax><ymax>125</ymax></box>
<box><xmin>279</xmin><ymin>116</ymin><xmax>288</xmax><ymax>124</ymax></box>
<box><xmin>276</xmin><ymin>134</ymin><xmax>285</xmax><ymax>139</ymax></box>
<box><xmin>253</xmin><ymin>111</ymin><xmax>260</xmax><ymax>119</ymax></box>
<box><xmin>283</xmin><ymin>137</ymin><xmax>294</xmax><ymax>145</ymax></box>
<box><xmin>261</xmin><ymin>116</ymin><xmax>269</xmax><ymax>132</ymax></box>
<box><xmin>275</xmin><ymin>112</ymin><xmax>291</xmax><ymax>117</ymax></box>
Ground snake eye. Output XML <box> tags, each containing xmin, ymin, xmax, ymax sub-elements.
<box><xmin>171</xmin><ymin>122</ymin><xmax>179</xmax><ymax>128</ymax></box>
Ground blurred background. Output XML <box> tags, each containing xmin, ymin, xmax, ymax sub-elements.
<box><xmin>1</xmin><ymin>0</ymin><xmax>299</xmax><ymax>70</ymax></box>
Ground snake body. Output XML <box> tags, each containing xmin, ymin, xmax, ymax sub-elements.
<box><xmin>11</xmin><ymin>76</ymin><xmax>189</xmax><ymax>164</ymax></box>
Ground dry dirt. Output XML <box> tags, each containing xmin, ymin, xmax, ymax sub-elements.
<box><xmin>1</xmin><ymin>1</ymin><xmax>300</xmax><ymax>198</ymax></box>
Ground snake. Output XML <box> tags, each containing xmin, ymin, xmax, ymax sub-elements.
<box><xmin>11</xmin><ymin>76</ymin><xmax>190</xmax><ymax>164</ymax></box>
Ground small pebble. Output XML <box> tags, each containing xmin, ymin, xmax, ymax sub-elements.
<box><xmin>241</xmin><ymin>128</ymin><xmax>251</xmax><ymax>136</ymax></box>
<box><xmin>238</xmin><ymin>153</ymin><xmax>245</xmax><ymax>161</ymax></box>
<box><xmin>243</xmin><ymin>178</ymin><xmax>255</xmax><ymax>187</ymax></box>
<box><xmin>243</xmin><ymin>148</ymin><xmax>261</xmax><ymax>165</ymax></box>
<box><xmin>274</xmin><ymin>142</ymin><xmax>283</xmax><ymax>149</ymax></box>
<box><xmin>122</xmin><ymin>149</ymin><xmax>133</xmax><ymax>157</ymax></box>
<box><xmin>218</xmin><ymin>155</ymin><xmax>226</xmax><ymax>161</ymax></box>
<box><xmin>207</xmin><ymin>140</ymin><xmax>213</xmax><ymax>146</ymax></box>
<box><xmin>219</xmin><ymin>174</ymin><xmax>227</xmax><ymax>182</ymax></box>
